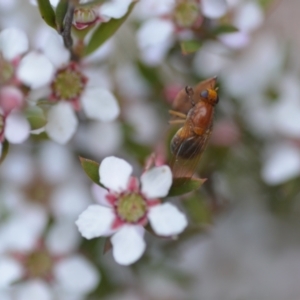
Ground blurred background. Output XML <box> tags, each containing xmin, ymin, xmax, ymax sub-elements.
<box><xmin>1</xmin><ymin>0</ymin><xmax>300</xmax><ymax>299</ymax></box>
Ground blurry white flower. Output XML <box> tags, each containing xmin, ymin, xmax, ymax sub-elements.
<box><xmin>136</xmin><ymin>0</ymin><xmax>228</xmax><ymax>65</ymax></box>
<box><xmin>0</xmin><ymin>28</ymin><xmax>28</xmax><ymax>61</ymax></box>
<box><xmin>219</xmin><ymin>1</ymin><xmax>264</xmax><ymax>49</ymax></box>
<box><xmin>0</xmin><ymin>86</ymin><xmax>30</xmax><ymax>145</ymax></box>
<box><xmin>17</xmin><ymin>29</ymin><xmax>119</xmax><ymax>144</ymax></box>
<box><xmin>76</xmin><ymin>156</ymin><xmax>187</xmax><ymax>265</ymax></box>
<box><xmin>98</xmin><ymin>0</ymin><xmax>133</xmax><ymax>19</ymax></box>
<box><xmin>201</xmin><ymin>0</ymin><xmax>228</xmax><ymax>19</ymax></box>
<box><xmin>261</xmin><ymin>143</ymin><xmax>300</xmax><ymax>185</ymax></box>
<box><xmin>0</xmin><ymin>219</ymin><xmax>99</xmax><ymax>299</ymax></box>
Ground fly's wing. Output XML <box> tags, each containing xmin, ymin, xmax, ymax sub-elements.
<box><xmin>170</xmin><ymin>129</ymin><xmax>212</xmax><ymax>179</ymax></box>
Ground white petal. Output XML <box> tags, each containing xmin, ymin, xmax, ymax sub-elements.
<box><xmin>45</xmin><ymin>102</ymin><xmax>78</xmax><ymax>144</ymax></box>
<box><xmin>141</xmin><ymin>165</ymin><xmax>172</xmax><ymax>199</ymax></box>
<box><xmin>50</xmin><ymin>183</ymin><xmax>92</xmax><ymax>220</ymax></box>
<box><xmin>84</xmin><ymin>121</ymin><xmax>122</xmax><ymax>157</ymax></box>
<box><xmin>5</xmin><ymin>112</ymin><xmax>30</xmax><ymax>144</ymax></box>
<box><xmin>76</xmin><ymin>205</ymin><xmax>115</xmax><ymax>239</ymax></box>
<box><xmin>111</xmin><ymin>225</ymin><xmax>146</xmax><ymax>265</ymax></box>
<box><xmin>261</xmin><ymin>144</ymin><xmax>300</xmax><ymax>185</ymax></box>
<box><xmin>17</xmin><ymin>52</ymin><xmax>55</xmax><ymax>89</ymax></box>
<box><xmin>134</xmin><ymin>0</ymin><xmax>175</xmax><ymax>19</ymax></box>
<box><xmin>201</xmin><ymin>0</ymin><xmax>228</xmax><ymax>19</ymax></box>
<box><xmin>0</xmin><ymin>256</ymin><xmax>23</xmax><ymax>288</ymax></box>
<box><xmin>219</xmin><ymin>32</ymin><xmax>250</xmax><ymax>49</ymax></box>
<box><xmin>81</xmin><ymin>87</ymin><xmax>120</xmax><ymax>122</ymax></box>
<box><xmin>148</xmin><ymin>203</ymin><xmax>188</xmax><ymax>236</ymax></box>
<box><xmin>99</xmin><ymin>0</ymin><xmax>132</xmax><ymax>19</ymax></box>
<box><xmin>0</xmin><ymin>28</ymin><xmax>28</xmax><ymax>60</ymax></box>
<box><xmin>233</xmin><ymin>2</ymin><xmax>263</xmax><ymax>33</ymax></box>
<box><xmin>91</xmin><ymin>184</ymin><xmax>111</xmax><ymax>207</ymax></box>
<box><xmin>38</xmin><ymin>142</ymin><xmax>74</xmax><ymax>184</ymax></box>
<box><xmin>54</xmin><ymin>255</ymin><xmax>99</xmax><ymax>294</ymax></box>
<box><xmin>137</xmin><ymin>19</ymin><xmax>174</xmax><ymax>49</ymax></box>
<box><xmin>37</xmin><ymin>29</ymin><xmax>70</xmax><ymax>68</ymax></box>
<box><xmin>0</xmin><ymin>206</ymin><xmax>47</xmax><ymax>252</ymax></box>
<box><xmin>15</xmin><ymin>280</ymin><xmax>52</xmax><ymax>300</ymax></box>
<box><xmin>45</xmin><ymin>221</ymin><xmax>80</xmax><ymax>256</ymax></box>
<box><xmin>99</xmin><ymin>156</ymin><xmax>132</xmax><ymax>192</ymax></box>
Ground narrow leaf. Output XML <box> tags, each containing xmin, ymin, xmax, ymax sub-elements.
<box><xmin>211</xmin><ymin>24</ymin><xmax>238</xmax><ymax>36</ymax></box>
<box><xmin>79</xmin><ymin>157</ymin><xmax>104</xmax><ymax>187</ymax></box>
<box><xmin>0</xmin><ymin>140</ymin><xmax>9</xmax><ymax>165</ymax></box>
<box><xmin>37</xmin><ymin>0</ymin><xmax>56</xmax><ymax>28</ymax></box>
<box><xmin>180</xmin><ymin>40</ymin><xmax>202</xmax><ymax>55</ymax></box>
<box><xmin>26</xmin><ymin>106</ymin><xmax>47</xmax><ymax>130</ymax></box>
<box><xmin>84</xmin><ymin>1</ymin><xmax>137</xmax><ymax>56</ymax></box>
<box><xmin>168</xmin><ymin>177</ymin><xmax>206</xmax><ymax>197</ymax></box>
<box><xmin>55</xmin><ymin>0</ymin><xmax>68</xmax><ymax>32</ymax></box>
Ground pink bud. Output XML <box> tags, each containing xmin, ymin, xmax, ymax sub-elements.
<box><xmin>0</xmin><ymin>86</ymin><xmax>24</xmax><ymax>115</ymax></box>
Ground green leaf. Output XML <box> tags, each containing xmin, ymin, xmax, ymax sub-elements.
<box><xmin>37</xmin><ymin>0</ymin><xmax>56</xmax><ymax>28</ymax></box>
<box><xmin>0</xmin><ymin>140</ymin><xmax>9</xmax><ymax>165</ymax></box>
<box><xmin>184</xmin><ymin>195</ymin><xmax>212</xmax><ymax>224</ymax></box>
<box><xmin>180</xmin><ymin>40</ymin><xmax>202</xmax><ymax>55</ymax></box>
<box><xmin>26</xmin><ymin>106</ymin><xmax>47</xmax><ymax>130</ymax></box>
<box><xmin>211</xmin><ymin>24</ymin><xmax>238</xmax><ymax>36</ymax></box>
<box><xmin>55</xmin><ymin>0</ymin><xmax>68</xmax><ymax>32</ymax></box>
<box><xmin>84</xmin><ymin>1</ymin><xmax>137</xmax><ymax>56</ymax></box>
<box><xmin>167</xmin><ymin>177</ymin><xmax>206</xmax><ymax>197</ymax></box>
<box><xmin>79</xmin><ymin>157</ymin><xmax>104</xmax><ymax>186</ymax></box>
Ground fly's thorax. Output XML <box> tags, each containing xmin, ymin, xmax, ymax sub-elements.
<box><xmin>189</xmin><ymin>102</ymin><xmax>214</xmax><ymax>135</ymax></box>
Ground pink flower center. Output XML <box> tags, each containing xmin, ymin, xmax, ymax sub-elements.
<box><xmin>51</xmin><ymin>62</ymin><xmax>87</xmax><ymax>102</ymax></box>
<box><xmin>116</xmin><ymin>193</ymin><xmax>147</xmax><ymax>223</ymax></box>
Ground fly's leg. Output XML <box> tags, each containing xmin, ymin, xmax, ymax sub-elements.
<box><xmin>168</xmin><ymin>110</ymin><xmax>186</xmax><ymax>119</ymax></box>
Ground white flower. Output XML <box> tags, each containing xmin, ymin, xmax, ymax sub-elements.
<box><xmin>0</xmin><ymin>86</ymin><xmax>30</xmax><ymax>145</ymax></box>
<box><xmin>76</xmin><ymin>156</ymin><xmax>188</xmax><ymax>265</ymax></box>
<box><xmin>0</xmin><ymin>220</ymin><xmax>99</xmax><ymax>298</ymax></box>
<box><xmin>261</xmin><ymin>143</ymin><xmax>300</xmax><ymax>185</ymax></box>
<box><xmin>0</xmin><ymin>28</ymin><xmax>28</xmax><ymax>61</ymax></box>
<box><xmin>16</xmin><ymin>29</ymin><xmax>119</xmax><ymax>144</ymax></box>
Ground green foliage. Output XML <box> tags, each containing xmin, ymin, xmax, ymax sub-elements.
<box><xmin>55</xmin><ymin>0</ymin><xmax>68</xmax><ymax>32</ymax></box>
<box><xmin>79</xmin><ymin>157</ymin><xmax>104</xmax><ymax>187</ymax></box>
<box><xmin>84</xmin><ymin>1</ymin><xmax>137</xmax><ymax>56</ymax></box>
<box><xmin>210</xmin><ymin>24</ymin><xmax>238</xmax><ymax>36</ymax></box>
<box><xmin>0</xmin><ymin>140</ymin><xmax>9</xmax><ymax>165</ymax></box>
<box><xmin>180</xmin><ymin>40</ymin><xmax>202</xmax><ymax>55</ymax></box>
<box><xmin>168</xmin><ymin>177</ymin><xmax>206</xmax><ymax>197</ymax></box>
<box><xmin>36</xmin><ymin>0</ymin><xmax>56</xmax><ymax>28</ymax></box>
<box><xmin>26</xmin><ymin>106</ymin><xmax>47</xmax><ymax>130</ymax></box>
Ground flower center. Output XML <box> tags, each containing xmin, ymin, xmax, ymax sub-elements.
<box><xmin>0</xmin><ymin>55</ymin><xmax>14</xmax><ymax>84</ymax></box>
<box><xmin>173</xmin><ymin>0</ymin><xmax>200</xmax><ymax>28</ymax></box>
<box><xmin>73</xmin><ymin>7</ymin><xmax>98</xmax><ymax>30</ymax></box>
<box><xmin>24</xmin><ymin>250</ymin><xmax>53</xmax><ymax>279</ymax></box>
<box><xmin>51</xmin><ymin>63</ymin><xmax>86</xmax><ymax>101</ymax></box>
<box><xmin>22</xmin><ymin>178</ymin><xmax>52</xmax><ymax>207</ymax></box>
<box><xmin>116</xmin><ymin>193</ymin><xmax>147</xmax><ymax>223</ymax></box>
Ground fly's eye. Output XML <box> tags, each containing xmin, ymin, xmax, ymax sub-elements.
<box><xmin>200</xmin><ymin>90</ymin><xmax>208</xmax><ymax>98</ymax></box>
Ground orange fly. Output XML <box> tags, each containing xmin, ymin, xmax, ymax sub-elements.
<box><xmin>169</xmin><ymin>77</ymin><xmax>219</xmax><ymax>179</ymax></box>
